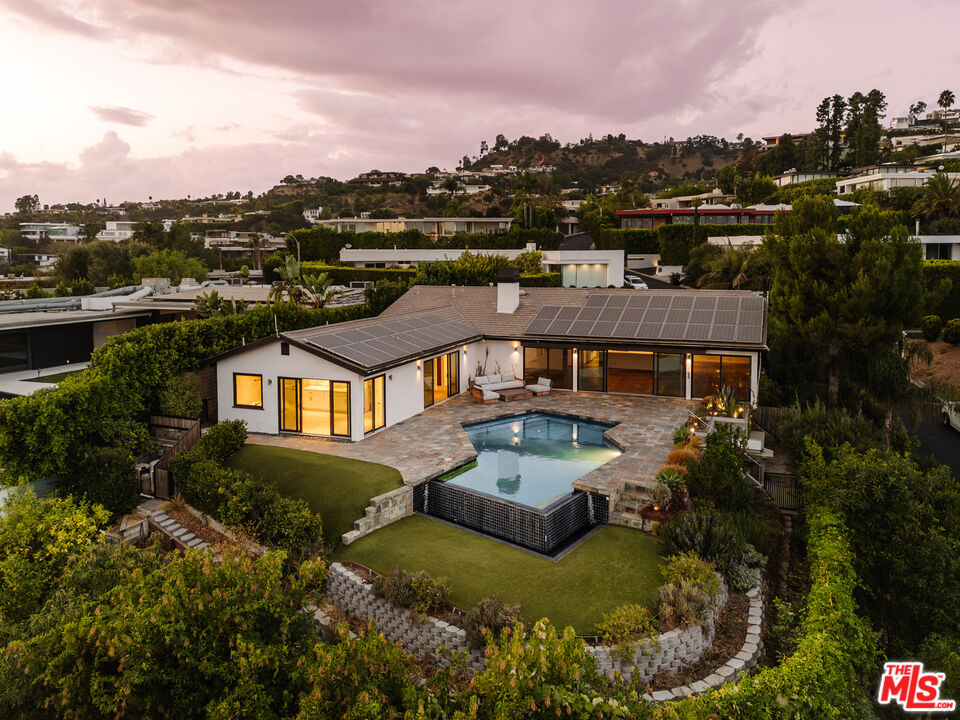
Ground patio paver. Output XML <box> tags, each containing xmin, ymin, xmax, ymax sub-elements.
<box><xmin>246</xmin><ymin>391</ymin><xmax>696</xmax><ymax>507</ymax></box>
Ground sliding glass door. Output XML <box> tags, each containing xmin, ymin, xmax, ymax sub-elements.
<box><xmin>523</xmin><ymin>347</ymin><xmax>572</xmax><ymax>388</ymax></box>
<box><xmin>364</xmin><ymin>375</ymin><xmax>386</xmax><ymax>434</ymax></box>
<box><xmin>424</xmin><ymin>351</ymin><xmax>459</xmax><ymax>407</ymax></box>
<box><xmin>278</xmin><ymin>377</ymin><xmax>350</xmax><ymax>437</ymax></box>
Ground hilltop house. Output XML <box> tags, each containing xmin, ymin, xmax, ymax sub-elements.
<box><xmin>214</xmin><ymin>271</ymin><xmax>766</xmax><ymax>441</ymax></box>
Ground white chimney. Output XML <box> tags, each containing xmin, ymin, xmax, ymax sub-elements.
<box><xmin>496</xmin><ymin>267</ymin><xmax>520</xmax><ymax>314</ymax></box>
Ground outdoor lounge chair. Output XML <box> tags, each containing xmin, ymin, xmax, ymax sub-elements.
<box><xmin>524</xmin><ymin>377</ymin><xmax>552</xmax><ymax>396</ymax></box>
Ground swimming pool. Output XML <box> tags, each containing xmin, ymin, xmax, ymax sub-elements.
<box><xmin>444</xmin><ymin>413</ymin><xmax>621</xmax><ymax>509</ymax></box>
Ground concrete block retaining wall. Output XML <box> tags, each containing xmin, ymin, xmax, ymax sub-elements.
<box><xmin>326</xmin><ymin>562</ymin><xmax>762</xmax><ymax>698</ymax></box>
<box><xmin>326</xmin><ymin>562</ymin><xmax>485</xmax><ymax>672</ymax></box>
<box><xmin>341</xmin><ymin>485</ymin><xmax>414</xmax><ymax>545</ymax></box>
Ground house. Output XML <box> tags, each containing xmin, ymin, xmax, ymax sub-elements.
<box><xmin>303</xmin><ymin>208</ymin><xmax>323</xmax><ymax>224</ymax></box>
<box><xmin>762</xmin><ymin>132</ymin><xmax>815</xmax><ymax>147</ymax></box>
<box><xmin>214</xmin><ymin>275</ymin><xmax>766</xmax><ymax>441</ymax></box>
<box><xmin>772</xmin><ymin>170</ymin><xmax>837</xmax><ymax>187</ymax></box>
<box><xmin>916</xmin><ymin>235</ymin><xmax>960</xmax><ymax>261</ymax></box>
<box><xmin>618</xmin><ymin>199</ymin><xmax>858</xmax><ymax>229</ymax></box>
<box><xmin>19</xmin><ymin>223</ymin><xmax>84</xmax><ymax>244</ymax></box>
<box><xmin>348</xmin><ymin>170</ymin><xmax>407</xmax><ymax>187</ymax></box>
<box><xmin>338</xmin><ymin>242</ymin><xmax>625</xmax><ymax>287</ymax></box>
<box><xmin>835</xmin><ymin>166</ymin><xmax>960</xmax><ymax>196</ymax></box>
<box><xmin>97</xmin><ymin>221</ymin><xmax>138</xmax><ymax>242</ymax></box>
<box><xmin>650</xmin><ymin>189</ymin><xmax>735</xmax><ymax>209</ymax></box>
<box><xmin>315</xmin><ymin>217</ymin><xmax>513</xmax><ymax>236</ymax></box>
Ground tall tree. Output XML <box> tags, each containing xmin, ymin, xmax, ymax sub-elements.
<box><xmin>911</xmin><ymin>172</ymin><xmax>960</xmax><ymax>220</ymax></box>
<box><xmin>845</xmin><ymin>89</ymin><xmax>887</xmax><ymax>167</ymax></box>
<box><xmin>13</xmin><ymin>194</ymin><xmax>39</xmax><ymax>215</ymax></box>
<box><xmin>816</xmin><ymin>95</ymin><xmax>847</xmax><ymax>170</ymax></box>
<box><xmin>765</xmin><ymin>196</ymin><xmax>925</xmax><ymax>406</ymax></box>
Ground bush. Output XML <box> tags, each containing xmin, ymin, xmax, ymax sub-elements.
<box><xmin>741</xmin><ymin>543</ymin><xmax>767</xmax><ymax>568</ymax></box>
<box><xmin>649</xmin><ymin>481</ymin><xmax>673</xmax><ymax>510</ymax></box>
<box><xmin>657</xmin><ymin>580</ymin><xmax>712</xmax><ymax>630</ymax></box>
<box><xmin>662</xmin><ymin>551</ymin><xmax>721</xmax><ymax>601</ymax></box>
<box><xmin>464</xmin><ymin>595</ymin><xmax>521</xmax><ymax>649</ymax></box>
<box><xmin>596</xmin><ymin>604</ymin><xmax>660</xmax><ymax>662</ymax></box>
<box><xmin>64</xmin><ymin>445</ymin><xmax>139</xmax><ymax>516</ymax></box>
<box><xmin>775</xmin><ymin>399</ymin><xmax>881</xmax><ymax>464</ymax></box>
<box><xmin>728</xmin><ymin>562</ymin><xmax>761</xmax><ymax>592</ymax></box>
<box><xmin>196</xmin><ymin>420</ymin><xmax>247</xmax><ymax>463</ymax></box>
<box><xmin>685</xmin><ymin>424</ymin><xmax>752</xmax><ymax>509</ymax></box>
<box><xmin>944</xmin><ymin>317</ymin><xmax>960</xmax><ymax>345</ymax></box>
<box><xmin>157</xmin><ymin>372</ymin><xmax>201</xmax><ymax>419</ymax></box>
<box><xmin>922</xmin><ymin>260</ymin><xmax>960</xmax><ymax>319</ymax></box>
<box><xmin>372</xmin><ymin>569</ymin><xmax>450</xmax><ymax>619</ymax></box>
<box><xmin>656</xmin><ymin>466</ymin><xmax>685</xmax><ymax>490</ymax></box>
<box><xmin>660</xmin><ymin>511</ymin><xmax>745</xmax><ymax>576</ymax></box>
<box><xmin>921</xmin><ymin>314</ymin><xmax>943</xmax><ymax>342</ymax></box>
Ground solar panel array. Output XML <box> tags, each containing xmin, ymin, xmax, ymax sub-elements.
<box><xmin>525</xmin><ymin>294</ymin><xmax>765</xmax><ymax>345</ymax></box>
<box><xmin>303</xmin><ymin>314</ymin><xmax>479</xmax><ymax>369</ymax></box>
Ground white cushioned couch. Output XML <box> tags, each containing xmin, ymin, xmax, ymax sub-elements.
<box><xmin>470</xmin><ymin>373</ymin><xmax>523</xmax><ymax>403</ymax></box>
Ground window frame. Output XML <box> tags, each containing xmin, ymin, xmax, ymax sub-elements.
<box><xmin>364</xmin><ymin>374</ymin><xmax>387</xmax><ymax>434</ymax></box>
<box><xmin>233</xmin><ymin>372</ymin><xmax>264</xmax><ymax>409</ymax></box>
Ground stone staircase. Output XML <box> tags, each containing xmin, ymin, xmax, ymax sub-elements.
<box><xmin>149</xmin><ymin>510</ymin><xmax>210</xmax><ymax>550</ymax></box>
<box><xmin>610</xmin><ymin>479</ymin><xmax>652</xmax><ymax>530</ymax></box>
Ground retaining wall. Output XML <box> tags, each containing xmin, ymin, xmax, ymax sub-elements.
<box><xmin>341</xmin><ymin>485</ymin><xmax>414</xmax><ymax>545</ymax></box>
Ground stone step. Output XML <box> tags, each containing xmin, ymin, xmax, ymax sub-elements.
<box><xmin>622</xmin><ymin>480</ymin><xmax>652</xmax><ymax>495</ymax></box>
<box><xmin>614</xmin><ymin>498</ymin><xmax>644</xmax><ymax>514</ymax></box>
<box><xmin>609</xmin><ymin>510</ymin><xmax>646</xmax><ymax>530</ymax></box>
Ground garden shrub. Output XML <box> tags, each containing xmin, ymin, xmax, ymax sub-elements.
<box><xmin>660</xmin><ymin>511</ymin><xmax>745</xmax><ymax>576</ymax></box>
<box><xmin>921</xmin><ymin>314</ymin><xmax>943</xmax><ymax>342</ymax></box>
<box><xmin>464</xmin><ymin>594</ymin><xmax>521</xmax><ymax>649</ymax></box>
<box><xmin>157</xmin><ymin>372</ymin><xmax>202</xmax><ymax>419</ymax></box>
<box><xmin>686</xmin><ymin>423</ymin><xmax>753</xmax><ymax>509</ymax></box>
<box><xmin>656</xmin><ymin>466</ymin><xmax>685</xmax><ymax>490</ymax></box>
<box><xmin>944</xmin><ymin>317</ymin><xmax>960</xmax><ymax>345</ymax></box>
<box><xmin>665</xmin><ymin>447</ymin><xmax>698</xmax><ymax>467</ymax></box>
<box><xmin>64</xmin><ymin>445</ymin><xmax>139</xmax><ymax>516</ymax></box>
<box><xmin>596</xmin><ymin>604</ymin><xmax>659</xmax><ymax>662</ymax></box>
<box><xmin>649</xmin><ymin>481</ymin><xmax>673</xmax><ymax>510</ymax></box>
<box><xmin>657</xmin><ymin>580</ymin><xmax>712</xmax><ymax>630</ymax></box>
<box><xmin>775</xmin><ymin>398</ymin><xmax>881</xmax><ymax>464</ymax></box>
<box><xmin>195</xmin><ymin>420</ymin><xmax>248</xmax><ymax>463</ymax></box>
<box><xmin>661</xmin><ymin>551</ymin><xmax>721</xmax><ymax>601</ymax></box>
<box><xmin>727</xmin><ymin>562</ymin><xmax>761</xmax><ymax>592</ymax></box>
<box><xmin>740</xmin><ymin>543</ymin><xmax>767</xmax><ymax>568</ymax></box>
<box><xmin>373</xmin><ymin>569</ymin><xmax>450</xmax><ymax>620</ymax></box>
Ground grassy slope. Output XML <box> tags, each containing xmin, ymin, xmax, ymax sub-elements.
<box><xmin>227</xmin><ymin>445</ymin><xmax>403</xmax><ymax>544</ymax></box>
<box><xmin>336</xmin><ymin>515</ymin><xmax>662</xmax><ymax>634</ymax></box>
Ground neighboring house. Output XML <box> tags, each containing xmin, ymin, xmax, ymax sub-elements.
<box><xmin>348</xmin><ymin>170</ymin><xmax>407</xmax><ymax>186</ymax></box>
<box><xmin>214</xmin><ymin>276</ymin><xmax>766</xmax><ymax>441</ymax></box>
<box><xmin>835</xmin><ymin>166</ymin><xmax>960</xmax><ymax>196</ymax></box>
<box><xmin>916</xmin><ymin>235</ymin><xmax>960</xmax><ymax>261</ymax></box>
<box><xmin>618</xmin><ymin>199</ymin><xmax>857</xmax><ymax>229</ymax></box>
<box><xmin>425</xmin><ymin>183</ymin><xmax>491</xmax><ymax>196</ymax></box>
<box><xmin>650</xmin><ymin>189</ymin><xmax>735</xmax><ymax>208</ymax></box>
<box><xmin>338</xmin><ymin>243</ymin><xmax>625</xmax><ymax>287</ymax></box>
<box><xmin>0</xmin><ymin>247</ymin><xmax>11</xmax><ymax>264</ymax></box>
<box><xmin>16</xmin><ymin>252</ymin><xmax>58</xmax><ymax>268</ymax></box>
<box><xmin>19</xmin><ymin>223</ymin><xmax>84</xmax><ymax>244</ymax></box>
<box><xmin>889</xmin><ymin>133</ymin><xmax>960</xmax><ymax>150</ymax></box>
<box><xmin>772</xmin><ymin>170</ymin><xmax>837</xmax><ymax>187</ymax></box>
<box><xmin>303</xmin><ymin>208</ymin><xmax>323</xmax><ymax>224</ymax></box>
<box><xmin>97</xmin><ymin>221</ymin><xmax>138</xmax><ymax>242</ymax></box>
<box><xmin>762</xmin><ymin>132</ymin><xmax>815</xmax><ymax>147</ymax></box>
<box><xmin>316</xmin><ymin>217</ymin><xmax>513</xmax><ymax>236</ymax></box>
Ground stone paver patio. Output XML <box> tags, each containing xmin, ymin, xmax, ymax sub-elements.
<box><xmin>247</xmin><ymin>391</ymin><xmax>696</xmax><ymax>508</ymax></box>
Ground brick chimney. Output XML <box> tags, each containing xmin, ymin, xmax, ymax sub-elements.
<box><xmin>496</xmin><ymin>266</ymin><xmax>520</xmax><ymax>314</ymax></box>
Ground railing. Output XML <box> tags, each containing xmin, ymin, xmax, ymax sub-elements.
<box><xmin>763</xmin><ymin>472</ymin><xmax>801</xmax><ymax>514</ymax></box>
<box><xmin>152</xmin><ymin>417</ymin><xmax>201</xmax><ymax>499</ymax></box>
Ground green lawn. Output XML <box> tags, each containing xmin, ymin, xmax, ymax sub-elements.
<box><xmin>24</xmin><ymin>369</ymin><xmax>84</xmax><ymax>383</ymax></box>
<box><xmin>335</xmin><ymin>516</ymin><xmax>663</xmax><ymax>634</ymax></box>
<box><xmin>227</xmin><ymin>445</ymin><xmax>404</xmax><ymax>544</ymax></box>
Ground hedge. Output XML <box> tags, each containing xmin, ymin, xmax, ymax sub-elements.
<box><xmin>0</xmin><ymin>302</ymin><xmax>371</xmax><ymax>485</ymax></box>
<box><xmin>300</xmin><ymin>262</ymin><xmax>416</xmax><ymax>285</ymax></box>
<box><xmin>518</xmin><ymin>272</ymin><xmax>561</xmax><ymax>287</ymax></box>
<box><xmin>922</xmin><ymin>260</ymin><xmax>960</xmax><ymax>320</ymax></box>
<box><xmin>597</xmin><ymin>224</ymin><xmax>765</xmax><ymax>264</ymax></box>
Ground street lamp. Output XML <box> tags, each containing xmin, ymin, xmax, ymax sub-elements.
<box><xmin>584</xmin><ymin>200</ymin><xmax>603</xmax><ymax>218</ymax></box>
<box><xmin>281</xmin><ymin>232</ymin><xmax>301</xmax><ymax>264</ymax></box>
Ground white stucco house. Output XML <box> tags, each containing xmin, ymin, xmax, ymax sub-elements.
<box><xmin>214</xmin><ymin>270</ymin><xmax>767</xmax><ymax>442</ymax></box>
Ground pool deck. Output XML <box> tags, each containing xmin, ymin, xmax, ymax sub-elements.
<box><xmin>247</xmin><ymin>391</ymin><xmax>696</xmax><ymax>507</ymax></box>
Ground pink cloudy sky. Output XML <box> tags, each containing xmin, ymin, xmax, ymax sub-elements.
<box><xmin>1</xmin><ymin>0</ymin><xmax>958</xmax><ymax>211</ymax></box>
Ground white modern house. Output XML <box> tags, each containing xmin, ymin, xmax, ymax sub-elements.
<box><xmin>214</xmin><ymin>273</ymin><xmax>766</xmax><ymax>442</ymax></box>
<box><xmin>337</xmin><ymin>244</ymin><xmax>626</xmax><ymax>287</ymax></box>
<box><xmin>836</xmin><ymin>166</ymin><xmax>960</xmax><ymax>196</ymax></box>
<box><xmin>97</xmin><ymin>221</ymin><xmax>138</xmax><ymax>242</ymax></box>
<box><xmin>917</xmin><ymin>235</ymin><xmax>960</xmax><ymax>261</ymax></box>
<box><xmin>315</xmin><ymin>217</ymin><xmax>513</xmax><ymax>236</ymax></box>
<box><xmin>19</xmin><ymin>223</ymin><xmax>84</xmax><ymax>244</ymax></box>
<box><xmin>303</xmin><ymin>208</ymin><xmax>323</xmax><ymax>224</ymax></box>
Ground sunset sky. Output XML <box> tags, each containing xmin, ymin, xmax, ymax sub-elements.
<box><xmin>1</xmin><ymin>0</ymin><xmax>958</xmax><ymax>211</ymax></box>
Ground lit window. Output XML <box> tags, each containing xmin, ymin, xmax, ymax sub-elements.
<box><xmin>234</xmin><ymin>373</ymin><xmax>263</xmax><ymax>408</ymax></box>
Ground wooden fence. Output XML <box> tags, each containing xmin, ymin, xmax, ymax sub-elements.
<box><xmin>151</xmin><ymin>417</ymin><xmax>201</xmax><ymax>500</ymax></box>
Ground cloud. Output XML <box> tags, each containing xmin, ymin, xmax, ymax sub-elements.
<box><xmin>89</xmin><ymin>105</ymin><xmax>155</xmax><ymax>127</ymax></box>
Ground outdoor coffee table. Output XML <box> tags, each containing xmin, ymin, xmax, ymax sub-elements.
<box><xmin>498</xmin><ymin>388</ymin><xmax>531</xmax><ymax>402</ymax></box>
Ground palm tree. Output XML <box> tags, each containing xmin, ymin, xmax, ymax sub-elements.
<box><xmin>938</xmin><ymin>90</ymin><xmax>956</xmax><ymax>141</ymax></box>
<box><xmin>268</xmin><ymin>255</ymin><xmax>303</xmax><ymax>303</ymax></box>
<box><xmin>248</xmin><ymin>232</ymin><xmax>263</xmax><ymax>271</ymax></box>
<box><xmin>440</xmin><ymin>175</ymin><xmax>461</xmax><ymax>197</ymax></box>
<box><xmin>301</xmin><ymin>272</ymin><xmax>333</xmax><ymax>309</ymax></box>
<box><xmin>696</xmin><ymin>243</ymin><xmax>771</xmax><ymax>291</ymax></box>
<box><xmin>911</xmin><ymin>172</ymin><xmax>960</xmax><ymax>219</ymax></box>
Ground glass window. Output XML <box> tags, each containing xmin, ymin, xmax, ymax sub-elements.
<box><xmin>364</xmin><ymin>375</ymin><xmax>385</xmax><ymax>433</ymax></box>
<box><xmin>234</xmin><ymin>373</ymin><xmax>263</xmax><ymax>408</ymax></box>
<box><xmin>656</xmin><ymin>354</ymin><xmax>684</xmax><ymax>397</ymax></box>
<box><xmin>578</xmin><ymin>349</ymin><xmax>606</xmax><ymax>391</ymax></box>
<box><xmin>302</xmin><ymin>379</ymin><xmax>331</xmax><ymax>434</ymax></box>
<box><xmin>279</xmin><ymin>377</ymin><xmax>300</xmax><ymax>431</ymax></box>
<box><xmin>692</xmin><ymin>354</ymin><xmax>751</xmax><ymax>400</ymax></box>
<box><xmin>332</xmin><ymin>381</ymin><xmax>350</xmax><ymax>436</ymax></box>
<box><xmin>449</xmin><ymin>352</ymin><xmax>460</xmax><ymax>396</ymax></box>
<box><xmin>423</xmin><ymin>358</ymin><xmax>434</xmax><ymax>407</ymax></box>
<box><xmin>0</xmin><ymin>331</ymin><xmax>28</xmax><ymax>370</ymax></box>
<box><xmin>607</xmin><ymin>351</ymin><xmax>654</xmax><ymax>394</ymax></box>
<box><xmin>548</xmin><ymin>348</ymin><xmax>573</xmax><ymax>389</ymax></box>
<box><xmin>436</xmin><ymin>353</ymin><xmax>450</xmax><ymax>402</ymax></box>
<box><xmin>523</xmin><ymin>347</ymin><xmax>548</xmax><ymax>385</ymax></box>
<box><xmin>424</xmin><ymin>351</ymin><xmax>460</xmax><ymax>407</ymax></box>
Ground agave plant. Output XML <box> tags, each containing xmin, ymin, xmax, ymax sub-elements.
<box><xmin>656</xmin><ymin>467</ymin><xmax>685</xmax><ymax>491</ymax></box>
<box><xmin>704</xmin><ymin>385</ymin><xmax>744</xmax><ymax>418</ymax></box>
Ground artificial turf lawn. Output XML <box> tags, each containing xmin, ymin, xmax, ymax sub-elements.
<box><xmin>227</xmin><ymin>445</ymin><xmax>403</xmax><ymax>545</ymax></box>
<box><xmin>335</xmin><ymin>515</ymin><xmax>663</xmax><ymax>634</ymax></box>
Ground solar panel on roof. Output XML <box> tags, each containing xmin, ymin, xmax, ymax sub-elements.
<box><xmin>620</xmin><ymin>308</ymin><xmax>645</xmax><ymax>323</ymax></box>
<box><xmin>626</xmin><ymin>294</ymin><xmax>650</xmax><ymax>308</ymax></box>
<box><xmin>661</xmin><ymin>323</ymin><xmax>688</xmax><ymax>339</ymax></box>
<box><xmin>643</xmin><ymin>308</ymin><xmax>668</xmax><ymax>324</ymax></box>
<box><xmin>693</xmin><ymin>296</ymin><xmax>718</xmax><ymax>310</ymax></box>
<box><xmin>546</xmin><ymin>319</ymin><xmax>574</xmax><ymax>335</ymax></box>
<box><xmin>737</xmin><ymin>326</ymin><xmax>764</xmax><ymax>343</ymax></box>
<box><xmin>690</xmin><ymin>308</ymin><xmax>715</xmax><ymax>324</ymax></box>
<box><xmin>716</xmin><ymin>296</ymin><xmax>741</xmax><ymax>311</ymax></box>
<box><xmin>671</xmin><ymin>296</ymin><xmax>694</xmax><ymax>309</ymax></box>
<box><xmin>536</xmin><ymin>306</ymin><xmax>563</xmax><ymax>320</ymax></box>
<box><xmin>710</xmin><ymin>325</ymin><xmax>738</xmax><ymax>341</ymax></box>
<box><xmin>585</xmin><ymin>295</ymin><xmax>609</xmax><ymax>307</ymax></box>
<box><xmin>557</xmin><ymin>306</ymin><xmax>581</xmax><ymax>320</ymax></box>
<box><xmin>525</xmin><ymin>319</ymin><xmax>553</xmax><ymax>334</ymax></box>
<box><xmin>685</xmin><ymin>325</ymin><xmax>712</xmax><ymax>341</ymax></box>
<box><xmin>648</xmin><ymin>295</ymin><xmax>671</xmax><ymax>308</ymax></box>
<box><xmin>569</xmin><ymin>320</ymin><xmax>596</xmax><ymax>335</ymax></box>
<box><xmin>741</xmin><ymin>296</ymin><xmax>765</xmax><ymax>312</ymax></box>
<box><xmin>637</xmin><ymin>322</ymin><xmax>663</xmax><ymax>338</ymax></box>
<box><xmin>612</xmin><ymin>322</ymin><xmax>639</xmax><ymax>338</ymax></box>
<box><xmin>578</xmin><ymin>306</ymin><xmax>602</xmax><ymax>322</ymax></box>
<box><xmin>666</xmin><ymin>308</ymin><xmax>692</xmax><ymax>324</ymax></box>
<box><xmin>606</xmin><ymin>295</ymin><xmax>629</xmax><ymax>307</ymax></box>
<box><xmin>740</xmin><ymin>310</ymin><xmax>763</xmax><ymax>326</ymax></box>
<box><xmin>599</xmin><ymin>307</ymin><xmax>623</xmax><ymax>322</ymax></box>
<box><xmin>306</xmin><ymin>334</ymin><xmax>349</xmax><ymax>349</ymax></box>
<box><xmin>714</xmin><ymin>310</ymin><xmax>738</xmax><ymax>325</ymax></box>
<box><xmin>589</xmin><ymin>320</ymin><xmax>617</xmax><ymax>336</ymax></box>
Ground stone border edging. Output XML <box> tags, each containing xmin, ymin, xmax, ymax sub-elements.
<box><xmin>342</xmin><ymin>485</ymin><xmax>414</xmax><ymax>545</ymax></box>
<box><xmin>324</xmin><ymin>562</ymin><xmax>762</xmax><ymax>695</ymax></box>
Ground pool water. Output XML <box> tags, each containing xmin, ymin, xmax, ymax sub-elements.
<box><xmin>444</xmin><ymin>413</ymin><xmax>621</xmax><ymax>509</ymax></box>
